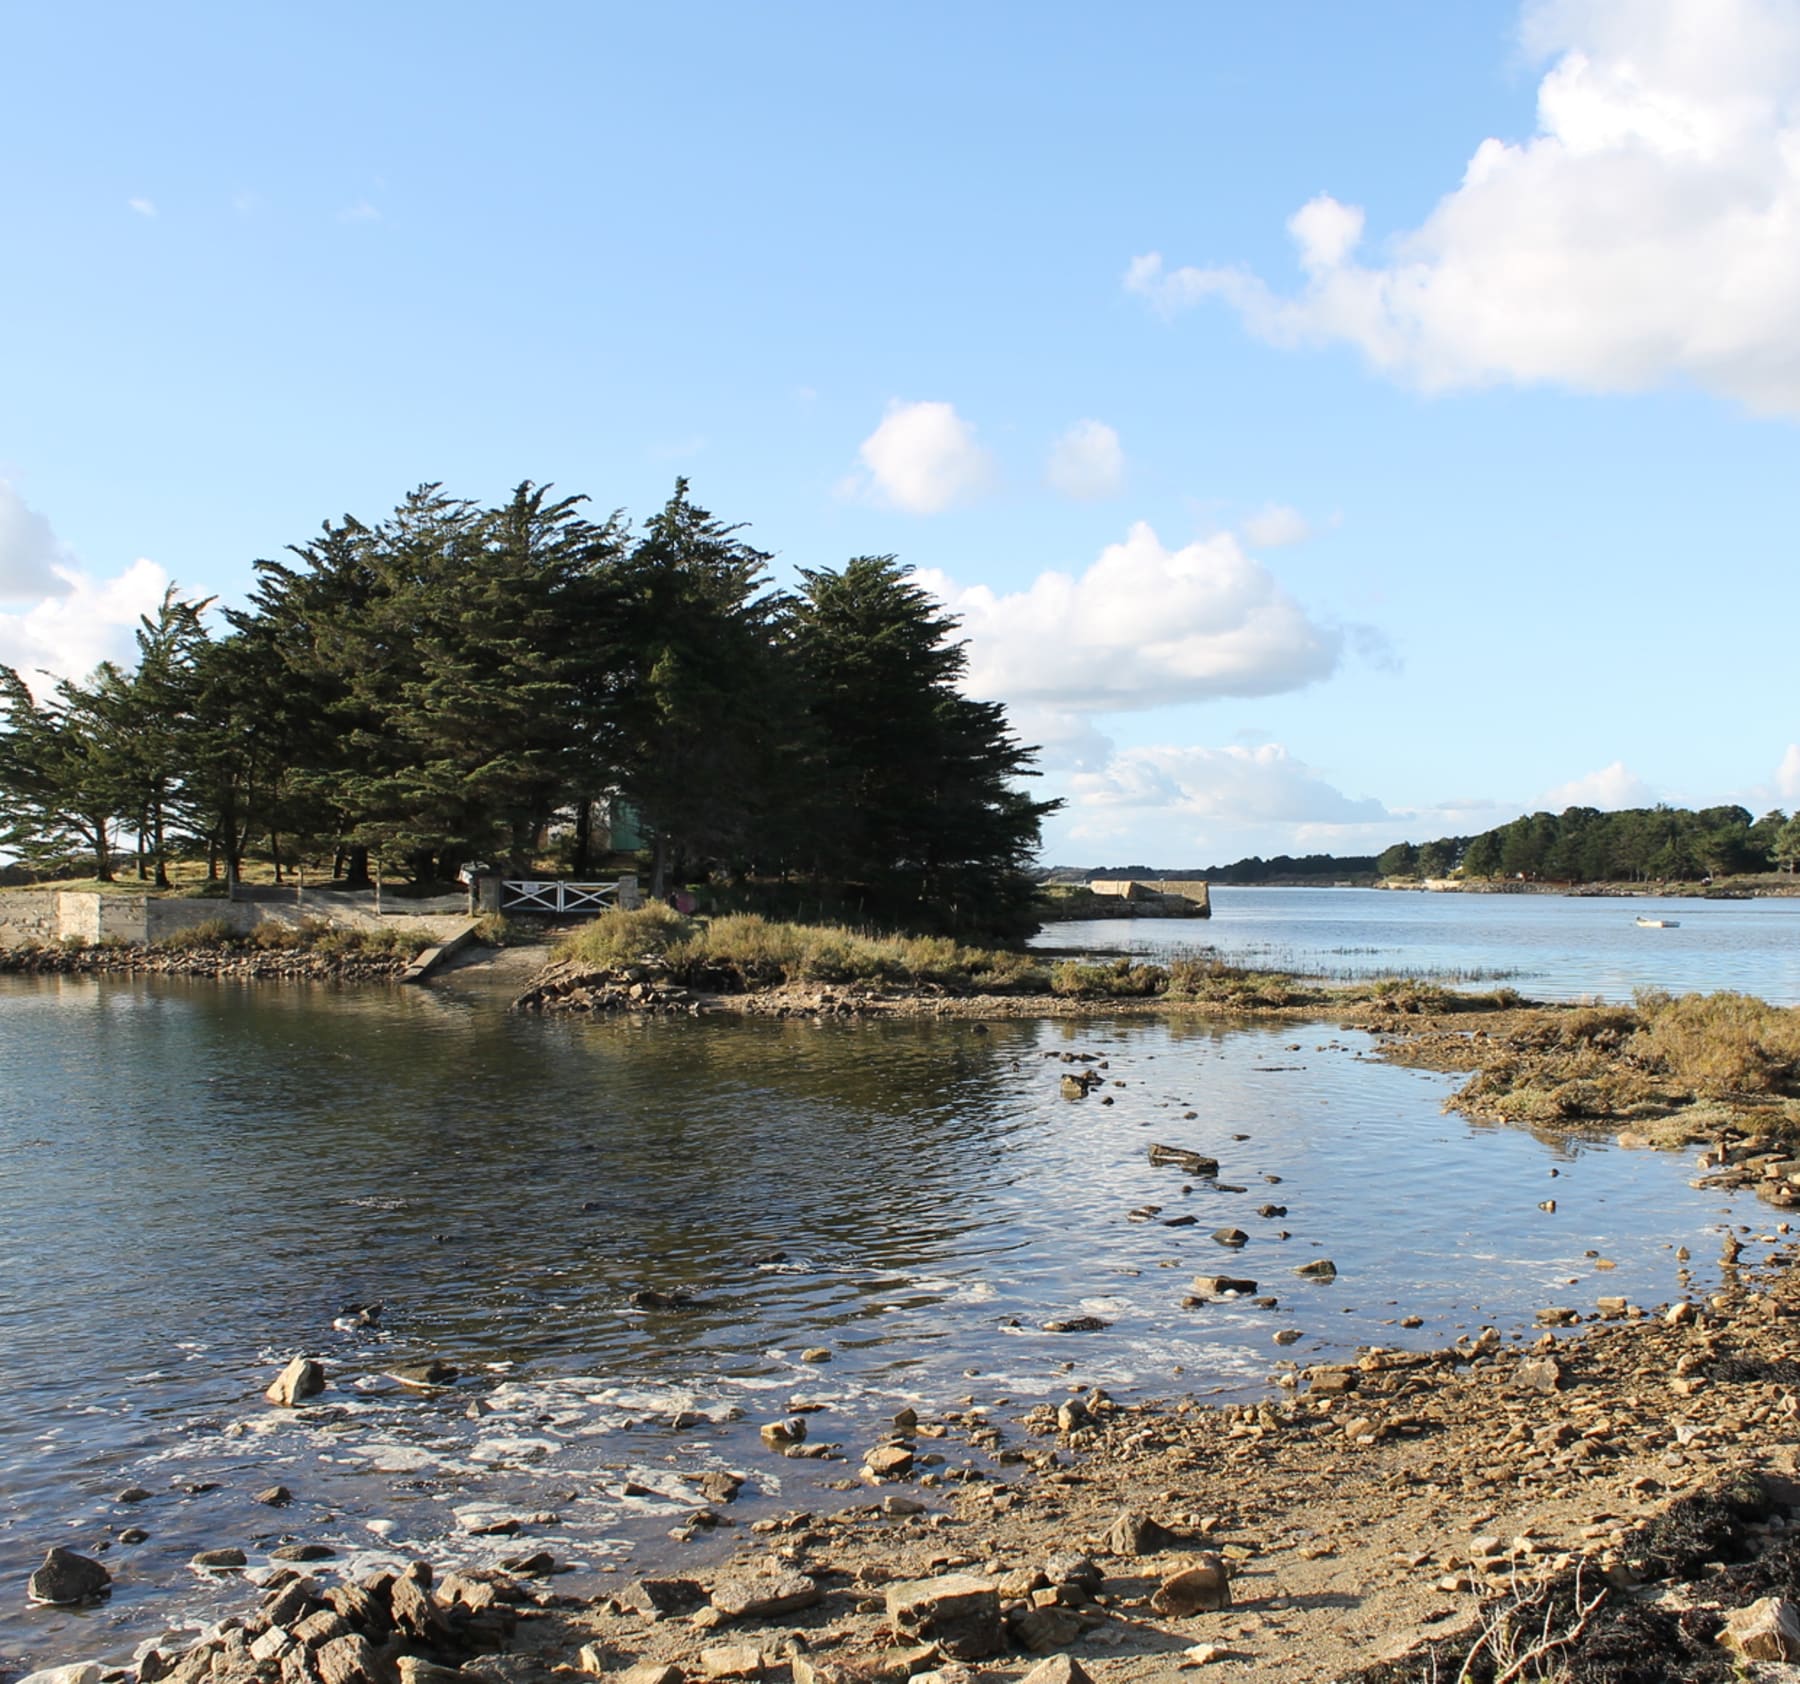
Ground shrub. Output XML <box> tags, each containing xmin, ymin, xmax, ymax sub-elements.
<box><xmin>559</xmin><ymin>903</ymin><xmax>695</xmax><ymax>968</ymax></box>
<box><xmin>1049</xmin><ymin>957</ymin><xmax>1166</xmax><ymax>998</ymax></box>
<box><xmin>471</xmin><ymin>912</ymin><xmax>518</xmax><ymax>947</ymax></box>
<box><xmin>153</xmin><ymin>917</ymin><xmax>238</xmax><ymax>950</ymax></box>
<box><xmin>1631</xmin><ymin>990</ymin><xmax>1800</xmax><ymax>1096</ymax></box>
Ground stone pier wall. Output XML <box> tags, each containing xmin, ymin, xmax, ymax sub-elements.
<box><xmin>0</xmin><ymin>891</ymin><xmax>340</xmax><ymax>950</ymax></box>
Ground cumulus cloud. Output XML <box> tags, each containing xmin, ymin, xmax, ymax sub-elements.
<box><xmin>1541</xmin><ymin>759</ymin><xmax>1657</xmax><ymax>809</ymax></box>
<box><xmin>1128</xmin><ymin>0</ymin><xmax>1800</xmax><ymax>414</ymax></box>
<box><xmin>0</xmin><ymin>483</ymin><xmax>78</xmax><ymax>600</ymax></box>
<box><xmin>128</xmin><ymin>197</ymin><xmax>157</xmax><ymax>218</ymax></box>
<box><xmin>1239</xmin><ymin>503</ymin><xmax>1312</xmax><ymax>548</ymax></box>
<box><xmin>1776</xmin><ymin>743</ymin><xmax>1800</xmax><ymax>800</ymax></box>
<box><xmin>846</xmin><ymin>400</ymin><xmax>995</xmax><ymax>513</ymax></box>
<box><xmin>1046</xmin><ymin>419</ymin><xmax>1125</xmax><ymax>500</ymax></box>
<box><xmin>917</xmin><ymin>521</ymin><xmax>1339</xmax><ymax>715</ymax></box>
<box><xmin>1071</xmin><ymin>742</ymin><xmax>1389</xmax><ymax>825</ymax></box>
<box><xmin>0</xmin><ymin>557</ymin><xmax>172</xmax><ymax>694</ymax></box>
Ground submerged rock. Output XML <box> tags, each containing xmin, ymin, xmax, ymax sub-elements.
<box><xmin>27</xmin><ymin>1548</ymin><xmax>111</xmax><ymax>1606</ymax></box>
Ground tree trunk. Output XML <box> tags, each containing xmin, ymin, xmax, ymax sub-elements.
<box><xmin>152</xmin><ymin>794</ymin><xmax>170</xmax><ymax>889</ymax></box>
<box><xmin>92</xmin><ymin>816</ymin><xmax>113</xmax><ymax>883</ymax></box>
<box><xmin>572</xmin><ymin>798</ymin><xmax>592</xmax><ymax>875</ymax></box>
<box><xmin>651</xmin><ymin>832</ymin><xmax>669</xmax><ymax>901</ymax></box>
<box><xmin>342</xmin><ymin>845</ymin><xmax>372</xmax><ymax>890</ymax></box>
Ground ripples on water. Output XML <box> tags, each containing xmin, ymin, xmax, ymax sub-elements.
<box><xmin>0</xmin><ymin>965</ymin><xmax>1763</xmax><ymax>1671</ymax></box>
<box><xmin>1040</xmin><ymin>885</ymin><xmax>1800</xmax><ymax>1004</ymax></box>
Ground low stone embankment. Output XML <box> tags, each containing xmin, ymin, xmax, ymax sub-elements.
<box><xmin>0</xmin><ymin>943</ymin><xmax>415</xmax><ymax>983</ymax></box>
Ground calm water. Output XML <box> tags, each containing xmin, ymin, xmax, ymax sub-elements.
<box><xmin>1043</xmin><ymin>885</ymin><xmax>1800</xmax><ymax>1003</ymax></box>
<box><xmin>0</xmin><ymin>924</ymin><xmax>1777</xmax><ymax>1674</ymax></box>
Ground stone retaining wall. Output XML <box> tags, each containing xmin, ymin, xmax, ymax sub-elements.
<box><xmin>0</xmin><ymin>891</ymin><xmax>334</xmax><ymax>950</ymax></box>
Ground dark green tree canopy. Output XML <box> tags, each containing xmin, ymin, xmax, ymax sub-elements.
<box><xmin>0</xmin><ymin>480</ymin><xmax>1057</xmax><ymax>936</ymax></box>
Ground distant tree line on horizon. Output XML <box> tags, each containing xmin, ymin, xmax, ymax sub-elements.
<box><xmin>1377</xmin><ymin>803</ymin><xmax>1800</xmax><ymax>883</ymax></box>
<box><xmin>1069</xmin><ymin>854</ymin><xmax>1379</xmax><ymax>885</ymax></box>
<box><xmin>0</xmin><ymin>480</ymin><xmax>1057</xmax><ymax>936</ymax></box>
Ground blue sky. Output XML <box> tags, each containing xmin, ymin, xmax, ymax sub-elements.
<box><xmin>3</xmin><ymin>1</ymin><xmax>1798</xmax><ymax>867</ymax></box>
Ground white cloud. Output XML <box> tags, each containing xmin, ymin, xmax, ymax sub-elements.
<box><xmin>1128</xmin><ymin>0</ymin><xmax>1800</xmax><ymax>414</ymax></box>
<box><xmin>1071</xmin><ymin>742</ymin><xmax>1389</xmax><ymax>826</ymax></box>
<box><xmin>1046</xmin><ymin>419</ymin><xmax>1125</xmax><ymax>500</ymax></box>
<box><xmin>128</xmin><ymin>197</ymin><xmax>157</xmax><ymax>218</ymax></box>
<box><xmin>1776</xmin><ymin>743</ymin><xmax>1800</xmax><ymax>800</ymax></box>
<box><xmin>0</xmin><ymin>557</ymin><xmax>172</xmax><ymax>694</ymax></box>
<box><xmin>339</xmin><ymin>200</ymin><xmax>381</xmax><ymax>223</ymax></box>
<box><xmin>917</xmin><ymin>520</ymin><xmax>1339</xmax><ymax>715</ymax></box>
<box><xmin>0</xmin><ymin>483</ymin><xmax>78</xmax><ymax>600</ymax></box>
<box><xmin>1541</xmin><ymin>759</ymin><xmax>1656</xmax><ymax>810</ymax></box>
<box><xmin>846</xmin><ymin>400</ymin><xmax>995</xmax><ymax>513</ymax></box>
<box><xmin>1239</xmin><ymin>503</ymin><xmax>1312</xmax><ymax>548</ymax></box>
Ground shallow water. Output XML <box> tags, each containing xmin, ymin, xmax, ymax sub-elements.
<box><xmin>0</xmin><ymin>968</ymin><xmax>1763</xmax><ymax>1674</ymax></box>
<box><xmin>1041</xmin><ymin>885</ymin><xmax>1800</xmax><ymax>1003</ymax></box>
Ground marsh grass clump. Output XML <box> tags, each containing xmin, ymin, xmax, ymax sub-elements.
<box><xmin>1048</xmin><ymin>957</ymin><xmax>1166</xmax><ymax>998</ymax></box>
<box><xmin>558</xmin><ymin>909</ymin><xmax>1049</xmax><ymax>995</ymax></box>
<box><xmin>1165</xmin><ymin>956</ymin><xmax>1312</xmax><ymax>1008</ymax></box>
<box><xmin>1631</xmin><ymin>989</ymin><xmax>1800</xmax><ymax>1097</ymax></box>
<box><xmin>1446</xmin><ymin>988</ymin><xmax>1800</xmax><ymax>1136</ymax></box>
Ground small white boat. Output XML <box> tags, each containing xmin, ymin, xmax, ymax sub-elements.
<box><xmin>1635</xmin><ymin>915</ymin><xmax>1680</xmax><ymax>928</ymax></box>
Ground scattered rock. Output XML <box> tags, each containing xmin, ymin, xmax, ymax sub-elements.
<box><xmin>801</xmin><ymin>1348</ymin><xmax>832</xmax><ymax>1363</ymax></box>
<box><xmin>255</xmin><ymin>1485</ymin><xmax>294</xmax><ymax>1506</ymax></box>
<box><xmin>386</xmin><ymin>1358</ymin><xmax>459</xmax><ymax>1387</ymax></box>
<box><xmin>1294</xmin><ymin>1259</ymin><xmax>1338</xmax><ymax>1279</ymax></box>
<box><xmin>190</xmin><ymin>1548</ymin><xmax>248</xmax><ymax>1571</ymax></box>
<box><xmin>710</xmin><ymin>1571</ymin><xmax>823</xmax><ymax>1620</ymax></box>
<box><xmin>697</xmin><ymin>1471</ymin><xmax>744</xmax><ymax>1504</ymax></box>
<box><xmin>1514</xmin><ymin>1356</ymin><xmax>1564</xmax><ymax>1394</ymax></box>
<box><xmin>1719</xmin><ymin>1596</ymin><xmax>1800</xmax><ymax>1661</ymax></box>
<box><xmin>865</xmin><ymin>1445</ymin><xmax>915</xmax><ymax>1480</ymax></box>
<box><xmin>13</xmin><ymin>1667</ymin><xmax>104</xmax><ymax>1684</ymax></box>
<box><xmin>1149</xmin><ymin>1144</ymin><xmax>1219</xmax><ymax>1176</ymax></box>
<box><xmin>1150</xmin><ymin>1555</ymin><xmax>1232</xmax><ymax>1617</ymax></box>
<box><xmin>1017</xmin><ymin>1660</ymin><xmax>1094</xmax><ymax>1684</ymax></box>
<box><xmin>619</xmin><ymin>1578</ymin><xmax>708</xmax><ymax>1620</ymax></box>
<box><xmin>1210</xmin><ymin>1228</ymin><xmax>1248</xmax><ymax>1248</ymax></box>
<box><xmin>885</xmin><ymin>1574</ymin><xmax>1004</xmax><ymax>1660</ymax></box>
<box><xmin>1008</xmin><ymin>1604</ymin><xmax>1084</xmax><ymax>1654</ymax></box>
<box><xmin>761</xmin><ymin>1417</ymin><xmax>807</xmax><ymax>1449</ymax></box>
<box><xmin>614</xmin><ymin>1667</ymin><xmax>683</xmax><ymax>1684</ymax></box>
<box><xmin>271</xmin><ymin>1542</ymin><xmax>336</xmax><ymax>1561</ymax></box>
<box><xmin>27</xmin><ymin>1548</ymin><xmax>112</xmax><ymax>1606</ymax></box>
<box><xmin>1105</xmin><ymin>1509</ymin><xmax>1181</xmax><ymax>1556</ymax></box>
<box><xmin>1042</xmin><ymin>1316</ymin><xmax>1109</xmax><ymax>1334</ymax></box>
<box><xmin>1191</xmin><ymin>1275</ymin><xmax>1256</xmax><ymax>1298</ymax></box>
<box><xmin>267</xmin><ymin>1355</ymin><xmax>327</xmax><ymax>1407</ymax></box>
<box><xmin>698</xmin><ymin>1645</ymin><xmax>766</xmax><ymax>1679</ymax></box>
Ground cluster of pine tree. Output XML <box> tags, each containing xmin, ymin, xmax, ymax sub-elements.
<box><xmin>0</xmin><ymin>481</ymin><xmax>1058</xmax><ymax>936</ymax></box>
<box><xmin>1378</xmin><ymin>803</ymin><xmax>1800</xmax><ymax>883</ymax></box>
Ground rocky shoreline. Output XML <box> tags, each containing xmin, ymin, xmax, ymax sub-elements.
<box><xmin>20</xmin><ymin>1224</ymin><xmax>1800</xmax><ymax>1684</ymax></box>
<box><xmin>0</xmin><ymin>943</ymin><xmax>416</xmax><ymax>983</ymax></box>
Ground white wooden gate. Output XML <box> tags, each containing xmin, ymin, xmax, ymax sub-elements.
<box><xmin>498</xmin><ymin>876</ymin><xmax>637</xmax><ymax>914</ymax></box>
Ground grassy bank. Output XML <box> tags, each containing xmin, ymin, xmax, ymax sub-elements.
<box><xmin>1404</xmin><ymin>989</ymin><xmax>1800</xmax><ymax>1141</ymax></box>
<box><xmin>549</xmin><ymin>907</ymin><xmax>1528</xmax><ymax>1011</ymax></box>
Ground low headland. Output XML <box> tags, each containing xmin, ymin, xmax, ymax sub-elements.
<box><xmin>11</xmin><ymin>907</ymin><xmax>1800</xmax><ymax>1682</ymax></box>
